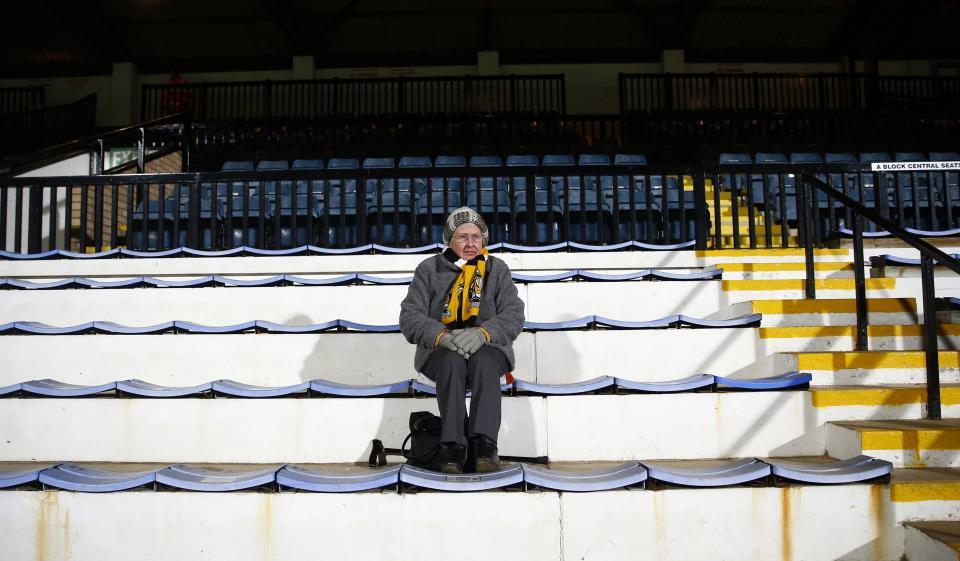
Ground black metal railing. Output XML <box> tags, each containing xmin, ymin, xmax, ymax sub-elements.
<box><xmin>0</xmin><ymin>165</ymin><xmax>711</xmax><ymax>254</ymax></box>
<box><xmin>0</xmin><ymin>94</ymin><xmax>98</xmax><ymax>157</ymax></box>
<box><xmin>708</xmin><ymin>162</ymin><xmax>960</xmax><ymax>250</ymax></box>
<box><xmin>619</xmin><ymin>73</ymin><xmax>960</xmax><ymax>115</ymax></box>
<box><xmin>141</xmin><ymin>75</ymin><xmax>566</xmax><ymax>121</ymax></box>
<box><xmin>0</xmin><ymin>86</ymin><xmax>44</xmax><ymax>116</ymax></box>
<box><xmin>2</xmin><ymin>111</ymin><xmax>191</xmax><ymax>178</ymax></box>
<box><xmin>797</xmin><ymin>172</ymin><xmax>960</xmax><ymax>420</ymax></box>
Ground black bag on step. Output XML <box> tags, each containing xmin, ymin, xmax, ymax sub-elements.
<box><xmin>401</xmin><ymin>411</ymin><xmax>443</xmax><ymax>469</ymax></box>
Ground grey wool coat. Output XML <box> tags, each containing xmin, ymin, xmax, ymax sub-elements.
<box><xmin>399</xmin><ymin>253</ymin><xmax>525</xmax><ymax>373</ymax></box>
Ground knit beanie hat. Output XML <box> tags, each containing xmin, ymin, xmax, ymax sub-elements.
<box><xmin>442</xmin><ymin>206</ymin><xmax>489</xmax><ymax>246</ymax></box>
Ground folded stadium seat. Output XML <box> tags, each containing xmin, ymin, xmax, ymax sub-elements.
<box><xmin>855</xmin><ymin>153</ymin><xmax>889</xmax><ymax>222</ymax></box>
<box><xmin>750</xmin><ymin>152</ymin><xmax>788</xmax><ymax>217</ymax></box>
<box><xmin>930</xmin><ymin>152</ymin><xmax>960</xmax><ymax>225</ymax></box>
<box><xmin>319</xmin><ymin>158</ymin><xmax>361</xmax><ymax>247</ymax></box>
<box><xmin>553</xmin><ymin>154</ymin><xmax>613</xmax><ymax>244</ymax></box>
<box><xmin>465</xmin><ymin>155</ymin><xmax>511</xmax><ymax>243</ymax></box>
<box><xmin>821</xmin><ymin>152</ymin><xmax>861</xmax><ymax>235</ymax></box>
<box><xmin>774</xmin><ymin>153</ymin><xmax>823</xmax><ymax>223</ymax></box>
<box><xmin>215</xmin><ymin>160</ymin><xmax>264</xmax><ymax>248</ymax></box>
<box><xmin>507</xmin><ymin>154</ymin><xmax>575</xmax><ymax>245</ymax></box>
<box><xmin>606</xmin><ymin>153</ymin><xmax>657</xmax><ymax>242</ymax></box>
<box><xmin>417</xmin><ymin>155</ymin><xmax>465</xmax><ymax>243</ymax></box>
<box><xmin>890</xmin><ymin>152</ymin><xmax>938</xmax><ymax>230</ymax></box>
<box><xmin>128</xmin><ymin>197</ymin><xmax>177</xmax><ymax>251</ymax></box>
<box><xmin>363</xmin><ymin>157</ymin><xmax>412</xmax><ymax>246</ymax></box>
<box><xmin>656</xmin><ymin>175</ymin><xmax>703</xmax><ymax>243</ymax></box>
<box><xmin>291</xmin><ymin>158</ymin><xmax>325</xmax><ymax>205</ymax></box>
<box><xmin>718</xmin><ymin>153</ymin><xmax>752</xmax><ymax>196</ymax></box>
<box><xmin>165</xmin><ymin>182</ymin><xmax>223</xmax><ymax>250</ymax></box>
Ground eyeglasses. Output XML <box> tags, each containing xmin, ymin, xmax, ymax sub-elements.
<box><xmin>452</xmin><ymin>233</ymin><xmax>483</xmax><ymax>244</ymax></box>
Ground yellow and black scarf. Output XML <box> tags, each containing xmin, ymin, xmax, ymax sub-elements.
<box><xmin>441</xmin><ymin>248</ymin><xmax>489</xmax><ymax>326</ymax></box>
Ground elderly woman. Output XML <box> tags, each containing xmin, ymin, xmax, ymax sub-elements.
<box><xmin>399</xmin><ymin>207</ymin><xmax>525</xmax><ymax>473</ymax></box>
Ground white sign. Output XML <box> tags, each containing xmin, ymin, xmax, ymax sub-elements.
<box><xmin>870</xmin><ymin>161</ymin><xmax>960</xmax><ymax>171</ymax></box>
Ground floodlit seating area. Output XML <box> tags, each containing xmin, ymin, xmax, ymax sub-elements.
<box><xmin>1</xmin><ymin>231</ymin><xmax>959</xmax><ymax>560</ymax></box>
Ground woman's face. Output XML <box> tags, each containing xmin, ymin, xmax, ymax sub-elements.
<box><xmin>450</xmin><ymin>223</ymin><xmax>483</xmax><ymax>260</ymax></box>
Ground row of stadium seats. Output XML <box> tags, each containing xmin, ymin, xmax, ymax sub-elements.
<box><xmin>128</xmin><ymin>153</ymin><xmax>708</xmax><ymax>250</ymax></box>
<box><xmin>0</xmin><ymin>312</ymin><xmax>761</xmax><ymax>334</ymax></box>
<box><xmin>722</xmin><ymin>151</ymin><xmax>960</xmax><ymax>232</ymax></box>
<box><xmin>0</xmin><ymin>371</ymin><xmax>806</xmax><ymax>398</ymax></box>
<box><xmin>0</xmin><ymin>268</ymin><xmax>721</xmax><ymax>289</ymax></box>
<box><xmin>2</xmin><ymin>455</ymin><xmax>892</xmax><ymax>493</ymax></box>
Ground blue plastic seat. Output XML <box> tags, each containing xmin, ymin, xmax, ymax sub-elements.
<box><xmin>714</xmin><ymin>371</ymin><xmax>811</xmax><ymax>390</ymax></box>
<box><xmin>117</xmin><ymin>379</ymin><xmax>212</xmax><ymax>397</ymax></box>
<box><xmin>128</xmin><ymin>198</ymin><xmax>177</xmax><ymax>251</ymax></box>
<box><xmin>513</xmin><ymin>376</ymin><xmax>615</xmax><ymax>395</ymax></box>
<box><xmin>212</xmin><ymin>379</ymin><xmax>309</xmax><ymax>397</ymax></box>
<box><xmin>316</xmin><ymin>158</ymin><xmax>361</xmax><ymax>247</ymax></box>
<box><xmin>174</xmin><ymin>320</ymin><xmax>258</xmax><ymax>334</ymax></box>
<box><xmin>156</xmin><ymin>464</ymin><xmax>280</xmax><ymax>491</ymax></box>
<box><xmin>20</xmin><ymin>379</ymin><xmax>116</xmax><ymax>396</ymax></box>
<box><xmin>364</xmin><ymin>158</ymin><xmax>413</xmax><ymax>246</ymax></box>
<box><xmin>309</xmin><ymin>379</ymin><xmax>412</xmax><ymax>396</ymax></box>
<box><xmin>642</xmin><ymin>458</ymin><xmax>771</xmax><ymax>487</ymax></box>
<box><xmin>523</xmin><ymin>316</ymin><xmax>595</xmax><ymax>331</ymax></box>
<box><xmin>522</xmin><ymin>462</ymin><xmax>647</xmax><ymax>491</ymax></box>
<box><xmin>764</xmin><ymin>455</ymin><xmax>892</xmax><ymax>484</ymax></box>
<box><xmin>0</xmin><ymin>463</ymin><xmax>55</xmax><ymax>489</ymax></box>
<box><xmin>614</xmin><ymin>373</ymin><xmax>716</xmax><ymax>393</ymax></box>
<box><xmin>399</xmin><ymin>463</ymin><xmax>523</xmax><ymax>491</ymax></box>
<box><xmin>40</xmin><ymin>463</ymin><xmax>158</xmax><ymax>492</ymax></box>
<box><xmin>606</xmin><ymin>156</ymin><xmax>658</xmax><ymax>242</ymax></box>
<box><xmin>278</xmin><ymin>464</ymin><xmax>401</xmax><ymax>492</ymax></box>
<box><xmin>417</xmin><ymin>156</ymin><xmax>465</xmax><ymax>244</ymax></box>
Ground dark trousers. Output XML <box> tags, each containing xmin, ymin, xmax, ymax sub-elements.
<box><xmin>422</xmin><ymin>346</ymin><xmax>506</xmax><ymax>446</ymax></box>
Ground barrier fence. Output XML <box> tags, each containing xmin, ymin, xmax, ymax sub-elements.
<box><xmin>619</xmin><ymin>73</ymin><xmax>960</xmax><ymax>115</ymax></box>
<box><xmin>141</xmin><ymin>75</ymin><xmax>566</xmax><ymax>121</ymax></box>
<box><xmin>4</xmin><ymin>162</ymin><xmax>960</xmax><ymax>254</ymax></box>
<box><xmin>0</xmin><ymin>86</ymin><xmax>44</xmax><ymax>116</ymax></box>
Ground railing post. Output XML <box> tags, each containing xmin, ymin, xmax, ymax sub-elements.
<box><xmin>921</xmin><ymin>254</ymin><xmax>942</xmax><ymax>420</ymax></box>
<box><xmin>799</xmin><ymin>174</ymin><xmax>816</xmax><ymax>299</ymax></box>
<box><xmin>693</xmin><ymin>172</ymin><xmax>708</xmax><ymax>250</ymax></box>
<box><xmin>96</xmin><ymin>138</ymin><xmax>105</xmax><ymax>174</ymax></box>
<box><xmin>136</xmin><ymin>127</ymin><xmax>145</xmax><ymax>174</ymax></box>
<box><xmin>852</xmin><ymin>213</ymin><xmax>868</xmax><ymax>351</ymax></box>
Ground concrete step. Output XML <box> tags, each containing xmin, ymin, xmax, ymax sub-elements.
<box><xmin>720</xmin><ymin>298</ymin><xmax>918</xmax><ymax>327</ymax></box>
<box><xmin>715</xmin><ymin>261</ymin><xmax>857</xmax><ymax>280</ymax></box>
<box><xmin>904</xmin><ymin>521</ymin><xmax>960</xmax><ymax>561</ymax></box>
<box><xmin>0</xmin><ymin>329</ymin><xmax>769</xmax><ymax>387</ymax></box>
<box><xmin>759</xmin><ymin>324</ymin><xmax>960</xmax><ymax>353</ymax></box>
<box><xmin>827</xmin><ymin>419</ymin><xmax>960</xmax><ymax>468</ymax></box>
<box><xmin>695</xmin><ymin>248</ymin><xmax>851</xmax><ymax>264</ymax></box>
<box><xmin>723</xmin><ymin>278</ymin><xmax>897</xmax><ymax>293</ymax></box>
<box><xmin>0</xmin><ymin>279</ymin><xmax>732</xmax><ymax>326</ymax></box>
<box><xmin>712</xmin><ymin>236</ymin><xmax>799</xmax><ymax>248</ymax></box>
<box><xmin>2</xmin><ymin>468</ymin><xmax>958</xmax><ymax>561</ymax></box>
<box><xmin>795</xmin><ymin>350</ymin><xmax>960</xmax><ymax>385</ymax></box>
<box><xmin>4</xmin><ymin>387</ymin><xmax>958</xmax><ymax>464</ymax></box>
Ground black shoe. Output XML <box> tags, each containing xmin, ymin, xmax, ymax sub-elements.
<box><xmin>438</xmin><ymin>443</ymin><xmax>466</xmax><ymax>474</ymax></box>
<box><xmin>472</xmin><ymin>435</ymin><xmax>501</xmax><ymax>473</ymax></box>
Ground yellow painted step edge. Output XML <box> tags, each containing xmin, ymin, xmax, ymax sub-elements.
<box><xmin>892</xmin><ymin>480</ymin><xmax>960</xmax><ymax>502</ymax></box>
<box><xmin>859</xmin><ymin>429</ymin><xmax>960</xmax><ymax>451</ymax></box>
<box><xmin>798</xmin><ymin>351</ymin><xmax>960</xmax><ymax>370</ymax></box>
<box><xmin>760</xmin><ymin>324</ymin><xmax>960</xmax><ymax>339</ymax></box>
<box><xmin>723</xmin><ymin>278</ymin><xmax>896</xmax><ymax>291</ymax></box>
<box><xmin>752</xmin><ymin>298</ymin><xmax>916</xmax><ymax>314</ymax></box>
<box><xmin>696</xmin><ymin>248</ymin><xmax>849</xmax><ymax>257</ymax></box>
<box><xmin>718</xmin><ymin>262</ymin><xmax>854</xmax><ymax>272</ymax></box>
<box><xmin>811</xmin><ymin>386</ymin><xmax>960</xmax><ymax>408</ymax></box>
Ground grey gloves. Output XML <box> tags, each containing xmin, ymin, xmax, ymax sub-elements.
<box><xmin>439</xmin><ymin>327</ymin><xmax>488</xmax><ymax>359</ymax></box>
<box><xmin>439</xmin><ymin>331</ymin><xmax>461</xmax><ymax>354</ymax></box>
<box><xmin>451</xmin><ymin>327</ymin><xmax>486</xmax><ymax>357</ymax></box>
